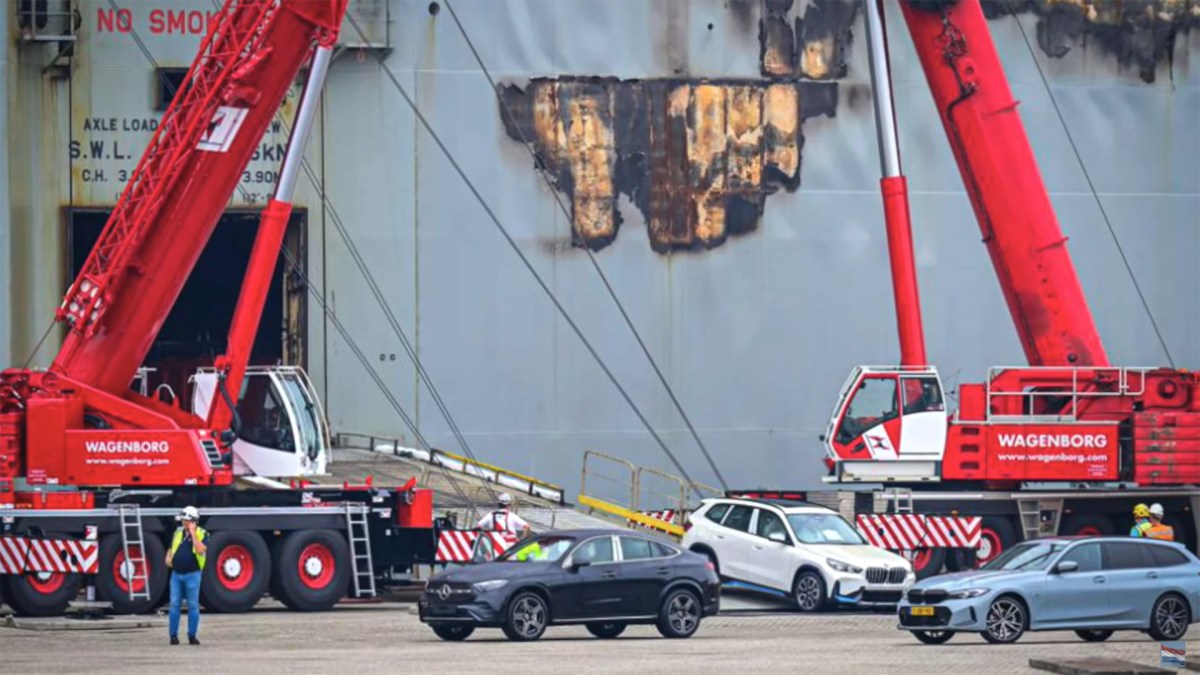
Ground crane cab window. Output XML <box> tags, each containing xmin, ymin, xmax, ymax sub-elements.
<box><xmin>238</xmin><ymin>376</ymin><xmax>295</xmax><ymax>452</ymax></box>
<box><xmin>901</xmin><ymin>377</ymin><xmax>944</xmax><ymax>415</ymax></box>
<box><xmin>835</xmin><ymin>377</ymin><xmax>898</xmax><ymax>444</ymax></box>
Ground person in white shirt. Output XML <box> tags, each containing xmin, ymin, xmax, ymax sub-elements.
<box><xmin>476</xmin><ymin>492</ymin><xmax>532</xmax><ymax>538</ymax></box>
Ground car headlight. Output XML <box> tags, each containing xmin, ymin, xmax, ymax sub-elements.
<box><xmin>827</xmin><ymin>558</ymin><xmax>863</xmax><ymax>574</ymax></box>
<box><xmin>946</xmin><ymin>588</ymin><xmax>989</xmax><ymax>599</ymax></box>
<box><xmin>472</xmin><ymin>579</ymin><xmax>509</xmax><ymax>593</ymax></box>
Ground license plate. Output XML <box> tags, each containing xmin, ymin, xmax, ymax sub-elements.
<box><xmin>910</xmin><ymin>606</ymin><xmax>935</xmax><ymax>617</ymax></box>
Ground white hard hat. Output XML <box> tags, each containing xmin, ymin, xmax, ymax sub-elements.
<box><xmin>497</xmin><ymin>493</ymin><xmax>512</xmax><ymax>506</ymax></box>
<box><xmin>1149</xmin><ymin>503</ymin><xmax>1164</xmax><ymax>518</ymax></box>
<box><xmin>177</xmin><ymin>506</ymin><xmax>200</xmax><ymax>522</ymax></box>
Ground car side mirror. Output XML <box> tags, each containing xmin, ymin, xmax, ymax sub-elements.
<box><xmin>565</xmin><ymin>558</ymin><xmax>591</xmax><ymax>571</ymax></box>
<box><xmin>768</xmin><ymin>531</ymin><xmax>787</xmax><ymax>544</ymax></box>
<box><xmin>1053</xmin><ymin>561</ymin><xmax>1078</xmax><ymax>574</ymax></box>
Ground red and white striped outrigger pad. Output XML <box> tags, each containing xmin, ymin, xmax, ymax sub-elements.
<box><xmin>855</xmin><ymin>514</ymin><xmax>982</xmax><ymax>551</ymax></box>
<box><xmin>0</xmin><ymin>536</ymin><xmax>100</xmax><ymax>574</ymax></box>
<box><xmin>436</xmin><ymin>530</ymin><xmax>521</xmax><ymax>563</ymax></box>
<box><xmin>629</xmin><ymin>509</ymin><xmax>677</xmax><ymax>533</ymax></box>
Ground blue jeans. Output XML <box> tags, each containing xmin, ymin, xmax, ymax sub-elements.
<box><xmin>169</xmin><ymin>571</ymin><xmax>202</xmax><ymax>638</ymax></box>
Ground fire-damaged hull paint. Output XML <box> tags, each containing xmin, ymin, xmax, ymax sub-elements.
<box><xmin>1</xmin><ymin>1</ymin><xmax>1198</xmax><ymax>501</ymax></box>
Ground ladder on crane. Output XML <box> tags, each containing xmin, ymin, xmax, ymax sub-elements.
<box><xmin>116</xmin><ymin>504</ymin><xmax>151</xmax><ymax>601</ymax></box>
<box><xmin>344</xmin><ymin>503</ymin><xmax>376</xmax><ymax>599</ymax></box>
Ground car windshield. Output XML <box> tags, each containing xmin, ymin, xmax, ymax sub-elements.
<box><xmin>786</xmin><ymin>514</ymin><xmax>865</xmax><ymax>545</ymax></box>
<box><xmin>980</xmin><ymin>541</ymin><xmax>1068</xmax><ymax>571</ymax></box>
<box><xmin>494</xmin><ymin>535</ymin><xmax>575</xmax><ymax>563</ymax></box>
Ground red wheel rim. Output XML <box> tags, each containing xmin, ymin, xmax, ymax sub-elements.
<box><xmin>26</xmin><ymin>571</ymin><xmax>66</xmax><ymax>594</ymax></box>
<box><xmin>297</xmin><ymin>543</ymin><xmax>334</xmax><ymax>590</ymax></box>
<box><xmin>216</xmin><ymin>544</ymin><xmax>254</xmax><ymax>592</ymax></box>
<box><xmin>911</xmin><ymin>548</ymin><xmax>933</xmax><ymax>571</ymax></box>
<box><xmin>1076</xmin><ymin>526</ymin><xmax>1102</xmax><ymax>537</ymax></box>
<box><xmin>113</xmin><ymin>546</ymin><xmax>147</xmax><ymax>594</ymax></box>
<box><xmin>976</xmin><ymin>529</ymin><xmax>1003</xmax><ymax>567</ymax></box>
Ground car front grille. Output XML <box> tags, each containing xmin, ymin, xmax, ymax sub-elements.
<box><xmin>424</xmin><ymin>581</ymin><xmax>475</xmax><ymax>604</ymax></box>
<box><xmin>866</xmin><ymin>567</ymin><xmax>908</xmax><ymax>584</ymax></box>
<box><xmin>906</xmin><ymin>588</ymin><xmax>948</xmax><ymax>605</ymax></box>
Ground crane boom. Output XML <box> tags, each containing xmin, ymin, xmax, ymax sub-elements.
<box><xmin>52</xmin><ymin>0</ymin><xmax>347</xmax><ymax>394</ymax></box>
<box><xmin>896</xmin><ymin>1</ymin><xmax>1107</xmax><ymax>368</ymax></box>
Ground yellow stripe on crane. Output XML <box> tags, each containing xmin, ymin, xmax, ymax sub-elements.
<box><xmin>577</xmin><ymin>494</ymin><xmax>685</xmax><ymax>537</ymax></box>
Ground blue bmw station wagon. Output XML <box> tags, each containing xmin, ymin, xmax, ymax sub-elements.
<box><xmin>897</xmin><ymin>536</ymin><xmax>1199</xmax><ymax>644</ymax></box>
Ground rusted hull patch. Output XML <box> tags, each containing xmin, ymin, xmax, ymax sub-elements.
<box><xmin>499</xmin><ymin>78</ymin><xmax>837</xmax><ymax>254</ymax></box>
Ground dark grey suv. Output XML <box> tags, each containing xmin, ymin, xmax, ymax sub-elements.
<box><xmin>418</xmin><ymin>528</ymin><xmax>721</xmax><ymax>641</ymax></box>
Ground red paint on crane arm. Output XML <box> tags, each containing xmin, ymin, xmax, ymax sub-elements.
<box><xmin>898</xmin><ymin>1</ymin><xmax>1108</xmax><ymax>368</ymax></box>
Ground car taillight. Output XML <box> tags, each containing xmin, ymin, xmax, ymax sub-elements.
<box><xmin>705</xmin><ymin>560</ymin><xmax>716</xmax><ymax>572</ymax></box>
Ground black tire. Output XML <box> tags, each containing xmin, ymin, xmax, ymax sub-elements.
<box><xmin>1075</xmin><ymin>629</ymin><xmax>1113</xmax><ymax>642</ymax></box>
<box><xmin>912</xmin><ymin>630</ymin><xmax>955</xmax><ymax>645</ymax></box>
<box><xmin>656</xmin><ymin>588</ymin><xmax>702</xmax><ymax>639</ymax></box>
<box><xmin>271</xmin><ymin>529</ymin><xmax>350</xmax><ymax>612</ymax></box>
<box><xmin>586</xmin><ymin>621</ymin><xmax>627</xmax><ymax>639</ymax></box>
<box><xmin>975</xmin><ymin>516</ymin><xmax>1019</xmax><ymax>568</ymax></box>
<box><xmin>432</xmin><ymin>624</ymin><xmax>475</xmax><ymax>641</ymax></box>
<box><xmin>1148</xmin><ymin>593</ymin><xmax>1191</xmax><ymax>642</ymax></box>
<box><xmin>792</xmin><ymin>570</ymin><xmax>826</xmax><ymax>613</ymax></box>
<box><xmin>199</xmin><ymin>530</ymin><xmax>272</xmax><ymax>613</ymax></box>
<box><xmin>982</xmin><ymin>595</ymin><xmax>1028</xmax><ymax>644</ymax></box>
<box><xmin>1058</xmin><ymin>514</ymin><xmax>1114</xmax><ymax>538</ymax></box>
<box><xmin>502</xmin><ymin>591</ymin><xmax>549</xmax><ymax>641</ymax></box>
<box><xmin>96</xmin><ymin>532</ymin><xmax>168</xmax><ymax>614</ymax></box>
<box><xmin>909</xmin><ymin>548</ymin><xmax>948</xmax><ymax>580</ymax></box>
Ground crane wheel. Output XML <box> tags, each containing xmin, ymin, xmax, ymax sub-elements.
<box><xmin>200</xmin><ymin>531</ymin><xmax>272</xmax><ymax>613</ymax></box>
<box><xmin>972</xmin><ymin>517</ymin><xmax>1018</xmax><ymax>568</ymax></box>
<box><xmin>0</xmin><ymin>531</ymin><xmax>84</xmax><ymax>617</ymax></box>
<box><xmin>1058</xmin><ymin>514</ymin><xmax>1114</xmax><ymax>538</ymax></box>
<box><xmin>271</xmin><ymin>529</ymin><xmax>350</xmax><ymax>612</ymax></box>
<box><xmin>907</xmin><ymin>548</ymin><xmax>947</xmax><ymax>580</ymax></box>
<box><xmin>95</xmin><ymin>533</ymin><xmax>168</xmax><ymax>614</ymax></box>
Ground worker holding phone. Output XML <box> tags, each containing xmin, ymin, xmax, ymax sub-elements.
<box><xmin>165</xmin><ymin>506</ymin><xmax>209</xmax><ymax>645</ymax></box>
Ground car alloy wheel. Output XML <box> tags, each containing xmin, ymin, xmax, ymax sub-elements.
<box><xmin>1149</xmin><ymin>595</ymin><xmax>1190</xmax><ymax>641</ymax></box>
<box><xmin>504</xmin><ymin>593</ymin><xmax>548</xmax><ymax>641</ymax></box>
<box><xmin>657</xmin><ymin>589</ymin><xmax>702</xmax><ymax>638</ymax></box>
<box><xmin>983</xmin><ymin>597</ymin><xmax>1026</xmax><ymax>644</ymax></box>
<box><xmin>793</xmin><ymin>571</ymin><xmax>825</xmax><ymax>612</ymax></box>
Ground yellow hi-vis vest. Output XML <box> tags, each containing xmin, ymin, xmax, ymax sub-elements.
<box><xmin>169</xmin><ymin>526</ymin><xmax>209</xmax><ymax>570</ymax></box>
<box><xmin>1145</xmin><ymin>523</ymin><xmax>1175</xmax><ymax>542</ymax></box>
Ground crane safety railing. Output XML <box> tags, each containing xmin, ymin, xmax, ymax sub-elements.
<box><xmin>578</xmin><ymin>450</ymin><xmax>721</xmax><ymax>539</ymax></box>
<box><xmin>985</xmin><ymin>366</ymin><xmax>1151</xmax><ymax>423</ymax></box>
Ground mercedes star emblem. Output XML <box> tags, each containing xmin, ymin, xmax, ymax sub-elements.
<box><xmin>437</xmin><ymin>583</ymin><xmax>452</xmax><ymax>601</ymax></box>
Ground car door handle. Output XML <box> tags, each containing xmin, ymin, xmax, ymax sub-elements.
<box><xmin>656</xmin><ymin>567</ymin><xmax>670</xmax><ymax>576</ymax></box>
<box><xmin>1146</xmin><ymin>571</ymin><xmax>1159</xmax><ymax>580</ymax></box>
<box><xmin>1092</xmin><ymin>576</ymin><xmax>1106</xmax><ymax>584</ymax></box>
<box><xmin>602</xmin><ymin>570</ymin><xmax>617</xmax><ymax>579</ymax></box>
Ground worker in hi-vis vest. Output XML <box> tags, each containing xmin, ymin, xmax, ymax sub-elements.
<box><xmin>165</xmin><ymin>506</ymin><xmax>209</xmax><ymax>645</ymax></box>
<box><xmin>1144</xmin><ymin>503</ymin><xmax>1175</xmax><ymax>542</ymax></box>
<box><xmin>1129</xmin><ymin>503</ymin><xmax>1152</xmax><ymax>537</ymax></box>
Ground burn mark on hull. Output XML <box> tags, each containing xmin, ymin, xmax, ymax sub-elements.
<box><xmin>984</xmin><ymin>0</ymin><xmax>1200</xmax><ymax>83</ymax></box>
<box><xmin>760</xmin><ymin>0</ymin><xmax>860</xmax><ymax>80</ymax></box>
<box><xmin>499</xmin><ymin>78</ymin><xmax>838</xmax><ymax>254</ymax></box>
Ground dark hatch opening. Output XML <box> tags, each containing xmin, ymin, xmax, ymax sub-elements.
<box><xmin>66</xmin><ymin>208</ymin><xmax>307</xmax><ymax>401</ymax></box>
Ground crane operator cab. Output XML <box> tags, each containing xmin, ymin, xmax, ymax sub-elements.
<box><xmin>190</xmin><ymin>366</ymin><xmax>330</xmax><ymax>478</ymax></box>
<box><xmin>822</xmin><ymin>366</ymin><xmax>947</xmax><ymax>483</ymax></box>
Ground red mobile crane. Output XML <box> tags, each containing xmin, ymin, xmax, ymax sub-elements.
<box><xmin>799</xmin><ymin>0</ymin><xmax>1198</xmax><ymax>577</ymax></box>
<box><xmin>0</xmin><ymin>0</ymin><xmax>437</xmax><ymax>617</ymax></box>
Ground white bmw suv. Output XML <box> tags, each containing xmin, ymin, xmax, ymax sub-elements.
<box><xmin>681</xmin><ymin>497</ymin><xmax>915</xmax><ymax>612</ymax></box>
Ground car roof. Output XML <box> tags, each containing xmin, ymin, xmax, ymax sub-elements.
<box><xmin>529</xmin><ymin>528</ymin><xmax>677</xmax><ymax>543</ymax></box>
<box><xmin>704</xmin><ymin>496</ymin><xmax>833</xmax><ymax>513</ymax></box>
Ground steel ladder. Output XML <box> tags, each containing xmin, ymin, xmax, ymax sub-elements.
<box><xmin>116</xmin><ymin>504</ymin><xmax>151</xmax><ymax>601</ymax></box>
<box><xmin>344</xmin><ymin>504</ymin><xmax>376</xmax><ymax>598</ymax></box>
